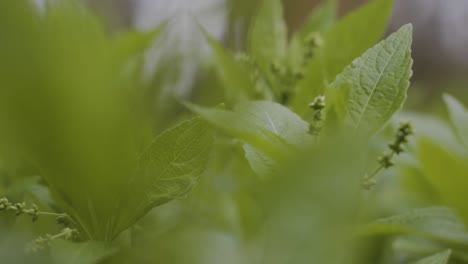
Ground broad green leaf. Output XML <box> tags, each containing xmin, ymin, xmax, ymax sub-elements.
<box><xmin>444</xmin><ymin>94</ymin><xmax>468</xmax><ymax>150</ymax></box>
<box><xmin>298</xmin><ymin>0</ymin><xmax>337</xmax><ymax>39</ymax></box>
<box><xmin>203</xmin><ymin>29</ymin><xmax>256</xmax><ymax>105</ymax></box>
<box><xmin>184</xmin><ymin>102</ymin><xmax>298</xmax><ymax>161</ymax></box>
<box><xmin>329</xmin><ymin>24</ymin><xmax>413</xmax><ymax>134</ymax></box>
<box><xmin>0</xmin><ymin>0</ymin><xmax>143</xmax><ymax>240</ymax></box>
<box><xmin>116</xmin><ymin>117</ymin><xmax>213</xmax><ymax>234</ymax></box>
<box><xmin>291</xmin><ymin>0</ymin><xmax>394</xmax><ymax>115</ymax></box>
<box><xmin>419</xmin><ymin>138</ymin><xmax>468</xmax><ymax>226</ymax></box>
<box><xmin>50</xmin><ymin>240</ymin><xmax>118</xmax><ymax>264</ymax></box>
<box><xmin>412</xmin><ymin>250</ymin><xmax>451</xmax><ymax>264</ymax></box>
<box><xmin>248</xmin><ymin>0</ymin><xmax>287</xmax><ymax>66</ymax></box>
<box><xmin>235</xmin><ymin>101</ymin><xmax>311</xmax><ymax>176</ymax></box>
<box><xmin>360</xmin><ymin>207</ymin><xmax>468</xmax><ymax>245</ymax></box>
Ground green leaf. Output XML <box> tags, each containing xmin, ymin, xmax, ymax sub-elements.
<box><xmin>329</xmin><ymin>24</ymin><xmax>413</xmax><ymax>134</ymax></box>
<box><xmin>116</xmin><ymin>117</ymin><xmax>213</xmax><ymax>236</ymax></box>
<box><xmin>412</xmin><ymin>250</ymin><xmax>451</xmax><ymax>264</ymax></box>
<box><xmin>360</xmin><ymin>207</ymin><xmax>468</xmax><ymax>245</ymax></box>
<box><xmin>111</xmin><ymin>23</ymin><xmax>166</xmax><ymax>65</ymax></box>
<box><xmin>50</xmin><ymin>240</ymin><xmax>118</xmax><ymax>264</ymax></box>
<box><xmin>419</xmin><ymin>138</ymin><xmax>468</xmax><ymax>226</ymax></box>
<box><xmin>202</xmin><ymin>29</ymin><xmax>256</xmax><ymax>105</ymax></box>
<box><xmin>291</xmin><ymin>0</ymin><xmax>394</xmax><ymax>115</ymax></box>
<box><xmin>235</xmin><ymin>101</ymin><xmax>311</xmax><ymax>176</ymax></box>
<box><xmin>444</xmin><ymin>94</ymin><xmax>468</xmax><ymax>149</ymax></box>
<box><xmin>184</xmin><ymin>102</ymin><xmax>300</xmax><ymax>161</ymax></box>
<box><xmin>248</xmin><ymin>0</ymin><xmax>287</xmax><ymax>66</ymax></box>
<box><xmin>298</xmin><ymin>0</ymin><xmax>337</xmax><ymax>38</ymax></box>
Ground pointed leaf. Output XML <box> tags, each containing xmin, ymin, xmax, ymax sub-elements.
<box><xmin>203</xmin><ymin>29</ymin><xmax>256</xmax><ymax>104</ymax></box>
<box><xmin>298</xmin><ymin>0</ymin><xmax>337</xmax><ymax>38</ymax></box>
<box><xmin>111</xmin><ymin>23</ymin><xmax>166</xmax><ymax>64</ymax></box>
<box><xmin>330</xmin><ymin>24</ymin><xmax>413</xmax><ymax>134</ymax></box>
<box><xmin>248</xmin><ymin>0</ymin><xmax>287</xmax><ymax>66</ymax></box>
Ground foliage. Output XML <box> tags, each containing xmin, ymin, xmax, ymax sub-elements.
<box><xmin>0</xmin><ymin>0</ymin><xmax>466</xmax><ymax>263</ymax></box>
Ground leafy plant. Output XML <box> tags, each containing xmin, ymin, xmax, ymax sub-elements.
<box><xmin>0</xmin><ymin>0</ymin><xmax>467</xmax><ymax>263</ymax></box>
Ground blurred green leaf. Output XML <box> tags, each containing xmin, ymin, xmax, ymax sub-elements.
<box><xmin>111</xmin><ymin>23</ymin><xmax>166</xmax><ymax>65</ymax></box>
<box><xmin>239</xmin><ymin>101</ymin><xmax>311</xmax><ymax>176</ymax></box>
<box><xmin>184</xmin><ymin>102</ymin><xmax>294</xmax><ymax>160</ymax></box>
<box><xmin>261</xmin><ymin>137</ymin><xmax>365</xmax><ymax>263</ymax></box>
<box><xmin>50</xmin><ymin>240</ymin><xmax>118</xmax><ymax>264</ymax></box>
<box><xmin>248</xmin><ymin>0</ymin><xmax>287</xmax><ymax>68</ymax></box>
<box><xmin>298</xmin><ymin>0</ymin><xmax>337</xmax><ymax>39</ymax></box>
<box><xmin>444</xmin><ymin>94</ymin><xmax>468</xmax><ymax>150</ymax></box>
<box><xmin>202</xmin><ymin>29</ymin><xmax>255</xmax><ymax>105</ymax></box>
<box><xmin>419</xmin><ymin>139</ymin><xmax>468</xmax><ymax>226</ymax></box>
<box><xmin>288</xmin><ymin>0</ymin><xmax>337</xmax><ymax>72</ymax></box>
<box><xmin>329</xmin><ymin>24</ymin><xmax>413</xmax><ymax>135</ymax></box>
<box><xmin>360</xmin><ymin>207</ymin><xmax>468</xmax><ymax>245</ymax></box>
<box><xmin>291</xmin><ymin>0</ymin><xmax>394</xmax><ymax>115</ymax></box>
<box><xmin>412</xmin><ymin>249</ymin><xmax>451</xmax><ymax>264</ymax></box>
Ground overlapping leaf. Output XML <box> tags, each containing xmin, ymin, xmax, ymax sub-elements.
<box><xmin>360</xmin><ymin>207</ymin><xmax>468</xmax><ymax>245</ymax></box>
<box><xmin>291</xmin><ymin>0</ymin><xmax>394</xmax><ymax>115</ymax></box>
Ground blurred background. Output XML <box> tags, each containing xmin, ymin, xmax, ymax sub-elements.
<box><xmin>42</xmin><ymin>0</ymin><xmax>468</xmax><ymax>105</ymax></box>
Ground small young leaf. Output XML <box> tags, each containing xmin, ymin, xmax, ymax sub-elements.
<box><xmin>330</xmin><ymin>24</ymin><xmax>413</xmax><ymax>135</ymax></box>
<box><xmin>50</xmin><ymin>240</ymin><xmax>118</xmax><ymax>264</ymax></box>
<box><xmin>444</xmin><ymin>94</ymin><xmax>468</xmax><ymax>149</ymax></box>
<box><xmin>291</xmin><ymin>0</ymin><xmax>394</xmax><ymax>115</ymax></box>
<box><xmin>111</xmin><ymin>23</ymin><xmax>166</xmax><ymax>65</ymax></box>
<box><xmin>248</xmin><ymin>0</ymin><xmax>287</xmax><ymax>67</ymax></box>
<box><xmin>203</xmin><ymin>29</ymin><xmax>256</xmax><ymax>105</ymax></box>
<box><xmin>298</xmin><ymin>0</ymin><xmax>337</xmax><ymax>39</ymax></box>
<box><xmin>412</xmin><ymin>249</ymin><xmax>451</xmax><ymax>264</ymax></box>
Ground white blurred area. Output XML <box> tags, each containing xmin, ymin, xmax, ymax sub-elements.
<box><xmin>132</xmin><ymin>0</ymin><xmax>227</xmax><ymax>96</ymax></box>
<box><xmin>32</xmin><ymin>0</ymin><xmax>468</xmax><ymax>79</ymax></box>
<box><xmin>390</xmin><ymin>0</ymin><xmax>468</xmax><ymax>74</ymax></box>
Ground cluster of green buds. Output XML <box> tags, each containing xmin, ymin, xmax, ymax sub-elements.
<box><xmin>308</xmin><ymin>95</ymin><xmax>326</xmax><ymax>136</ymax></box>
<box><xmin>27</xmin><ymin>227</ymin><xmax>79</xmax><ymax>252</ymax></box>
<box><xmin>270</xmin><ymin>60</ymin><xmax>299</xmax><ymax>104</ymax></box>
<box><xmin>303</xmin><ymin>32</ymin><xmax>324</xmax><ymax>62</ymax></box>
<box><xmin>362</xmin><ymin>121</ymin><xmax>414</xmax><ymax>189</ymax></box>
<box><xmin>1</xmin><ymin>197</ymin><xmax>80</xmax><ymax>251</ymax></box>
<box><xmin>0</xmin><ymin>197</ymin><xmax>39</xmax><ymax>221</ymax></box>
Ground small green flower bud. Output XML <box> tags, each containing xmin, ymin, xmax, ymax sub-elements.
<box><xmin>309</xmin><ymin>95</ymin><xmax>326</xmax><ymax>111</ymax></box>
<box><xmin>388</xmin><ymin>143</ymin><xmax>404</xmax><ymax>154</ymax></box>
<box><xmin>378</xmin><ymin>154</ymin><xmax>394</xmax><ymax>169</ymax></box>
